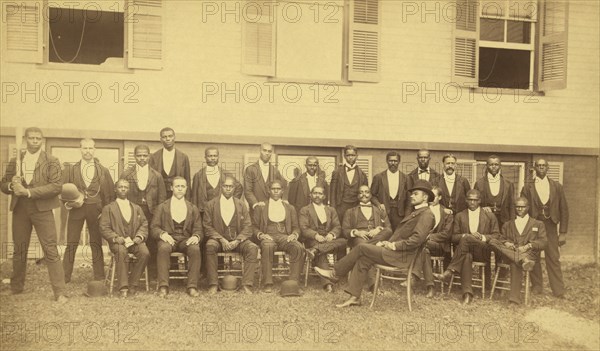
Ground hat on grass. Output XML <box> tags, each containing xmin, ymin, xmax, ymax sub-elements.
<box><xmin>84</xmin><ymin>280</ymin><xmax>108</xmax><ymax>297</ymax></box>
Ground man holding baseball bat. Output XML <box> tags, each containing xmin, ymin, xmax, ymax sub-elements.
<box><xmin>0</xmin><ymin>127</ymin><xmax>68</xmax><ymax>303</ymax></box>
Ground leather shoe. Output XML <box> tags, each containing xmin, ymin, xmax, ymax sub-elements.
<box><xmin>433</xmin><ymin>270</ymin><xmax>453</xmax><ymax>284</ymax></box>
<box><xmin>208</xmin><ymin>285</ymin><xmax>218</xmax><ymax>295</ymax></box>
<box><xmin>306</xmin><ymin>248</ymin><xmax>317</xmax><ymax>260</ymax></box>
<box><xmin>522</xmin><ymin>258</ymin><xmax>535</xmax><ymax>272</ymax></box>
<box><xmin>462</xmin><ymin>293</ymin><xmax>473</xmax><ymax>305</ymax></box>
<box><xmin>263</xmin><ymin>285</ymin><xmax>273</xmax><ymax>293</ymax></box>
<box><xmin>158</xmin><ymin>286</ymin><xmax>169</xmax><ymax>298</ymax></box>
<box><xmin>314</xmin><ymin>267</ymin><xmax>339</xmax><ymax>283</ymax></box>
<box><xmin>188</xmin><ymin>288</ymin><xmax>200</xmax><ymax>297</ymax></box>
<box><xmin>425</xmin><ymin>286</ymin><xmax>434</xmax><ymax>298</ymax></box>
<box><xmin>55</xmin><ymin>295</ymin><xmax>68</xmax><ymax>304</ymax></box>
<box><xmin>324</xmin><ymin>284</ymin><xmax>333</xmax><ymax>293</ymax></box>
<box><xmin>119</xmin><ymin>289</ymin><xmax>129</xmax><ymax>298</ymax></box>
<box><xmin>242</xmin><ymin>285</ymin><xmax>253</xmax><ymax>295</ymax></box>
<box><xmin>336</xmin><ymin>296</ymin><xmax>361</xmax><ymax>308</ymax></box>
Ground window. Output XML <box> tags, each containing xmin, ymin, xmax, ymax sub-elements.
<box><xmin>241</xmin><ymin>0</ymin><xmax>380</xmax><ymax>83</ymax></box>
<box><xmin>451</xmin><ymin>0</ymin><xmax>568</xmax><ymax>91</ymax></box>
<box><xmin>1</xmin><ymin>0</ymin><xmax>163</xmax><ymax>70</ymax></box>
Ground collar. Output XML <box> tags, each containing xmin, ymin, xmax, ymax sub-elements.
<box><xmin>81</xmin><ymin>158</ymin><xmax>94</xmax><ymax>165</ymax></box>
<box><xmin>260</xmin><ymin>161</ymin><xmax>270</xmax><ymax>167</ymax></box>
<box><xmin>359</xmin><ymin>202</ymin><xmax>372</xmax><ymax>207</ymax></box>
<box><xmin>418</xmin><ymin>167</ymin><xmax>430</xmax><ymax>174</ymax></box>
<box><xmin>344</xmin><ymin>162</ymin><xmax>356</xmax><ymax>170</ymax></box>
<box><xmin>25</xmin><ymin>148</ymin><xmax>42</xmax><ymax>158</ymax></box>
<box><xmin>163</xmin><ymin>148</ymin><xmax>175</xmax><ymax>154</ymax></box>
<box><xmin>171</xmin><ymin>196</ymin><xmax>186</xmax><ymax>204</ymax></box>
<box><xmin>220</xmin><ymin>194</ymin><xmax>234</xmax><ymax>203</ymax></box>
<box><xmin>414</xmin><ymin>203</ymin><xmax>428</xmax><ymax>210</ymax></box>
<box><xmin>206</xmin><ymin>165</ymin><xmax>219</xmax><ymax>173</ymax></box>
<box><xmin>429</xmin><ymin>204</ymin><xmax>440</xmax><ymax>211</ymax></box>
<box><xmin>270</xmin><ymin>199</ymin><xmax>283</xmax><ymax>204</ymax></box>
<box><xmin>444</xmin><ymin>172</ymin><xmax>456</xmax><ymax>180</ymax></box>
<box><xmin>387</xmin><ymin>169</ymin><xmax>399</xmax><ymax>176</ymax></box>
<box><xmin>116</xmin><ymin>198</ymin><xmax>130</xmax><ymax>206</ymax></box>
<box><xmin>136</xmin><ymin>164</ymin><xmax>149</xmax><ymax>172</ymax></box>
<box><xmin>312</xmin><ymin>202</ymin><xmax>324</xmax><ymax>208</ymax></box>
<box><xmin>516</xmin><ymin>214</ymin><xmax>530</xmax><ymax>222</ymax></box>
<box><xmin>468</xmin><ymin>207</ymin><xmax>481</xmax><ymax>214</ymax></box>
<box><xmin>535</xmin><ymin>176</ymin><xmax>549</xmax><ymax>183</ymax></box>
<box><xmin>487</xmin><ymin>172</ymin><xmax>501</xmax><ymax>181</ymax></box>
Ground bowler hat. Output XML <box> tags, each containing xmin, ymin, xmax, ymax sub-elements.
<box><xmin>280</xmin><ymin>280</ymin><xmax>302</xmax><ymax>297</ymax></box>
<box><xmin>408</xmin><ymin>179</ymin><xmax>435</xmax><ymax>202</ymax></box>
<box><xmin>221</xmin><ymin>275</ymin><xmax>239</xmax><ymax>291</ymax></box>
<box><xmin>59</xmin><ymin>183</ymin><xmax>84</xmax><ymax>208</ymax></box>
<box><xmin>84</xmin><ymin>280</ymin><xmax>108</xmax><ymax>297</ymax></box>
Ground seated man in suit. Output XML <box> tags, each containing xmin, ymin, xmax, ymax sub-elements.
<box><xmin>434</xmin><ymin>189</ymin><xmax>500</xmax><ymax>305</ymax></box>
<box><xmin>342</xmin><ymin>186</ymin><xmax>392</xmax><ymax>249</ymax></box>
<box><xmin>315</xmin><ymin>180</ymin><xmax>435</xmax><ymax>308</ymax></box>
<box><xmin>203</xmin><ymin>176</ymin><xmax>258</xmax><ymax>295</ymax></box>
<box><xmin>299</xmin><ymin>186</ymin><xmax>347</xmax><ymax>292</ymax></box>
<box><xmin>416</xmin><ymin>185</ymin><xmax>453</xmax><ymax>298</ymax></box>
<box><xmin>489</xmin><ymin>197</ymin><xmax>547</xmax><ymax>304</ymax></box>
<box><xmin>253</xmin><ymin>180</ymin><xmax>305</xmax><ymax>293</ymax></box>
<box><xmin>151</xmin><ymin>177</ymin><xmax>203</xmax><ymax>297</ymax></box>
<box><xmin>99</xmin><ymin>179</ymin><xmax>150</xmax><ymax>297</ymax></box>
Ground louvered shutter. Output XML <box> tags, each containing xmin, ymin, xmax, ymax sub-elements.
<box><xmin>127</xmin><ymin>0</ymin><xmax>163</xmax><ymax>70</ymax></box>
<box><xmin>356</xmin><ymin>155</ymin><xmax>373</xmax><ymax>185</ymax></box>
<box><xmin>1</xmin><ymin>1</ymin><xmax>43</xmax><ymax>63</ymax></box>
<box><xmin>535</xmin><ymin>0</ymin><xmax>568</xmax><ymax>91</ymax></box>
<box><xmin>348</xmin><ymin>0</ymin><xmax>380</xmax><ymax>82</ymax></box>
<box><xmin>528</xmin><ymin>161</ymin><xmax>563</xmax><ymax>183</ymax></box>
<box><xmin>241</xmin><ymin>0</ymin><xmax>276</xmax><ymax>76</ymax></box>
<box><xmin>124</xmin><ymin>147</ymin><xmax>136</xmax><ymax>169</ymax></box>
<box><xmin>451</xmin><ymin>0</ymin><xmax>479</xmax><ymax>86</ymax></box>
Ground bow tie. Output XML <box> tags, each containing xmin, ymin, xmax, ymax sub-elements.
<box><xmin>345</xmin><ymin>166</ymin><xmax>355</xmax><ymax>172</ymax></box>
<box><xmin>418</xmin><ymin>169</ymin><xmax>429</xmax><ymax>174</ymax></box>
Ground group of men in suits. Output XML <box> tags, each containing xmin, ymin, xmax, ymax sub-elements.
<box><xmin>1</xmin><ymin>128</ymin><xmax>570</xmax><ymax>306</ymax></box>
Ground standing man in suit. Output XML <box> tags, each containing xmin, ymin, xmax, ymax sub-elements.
<box><xmin>521</xmin><ymin>158</ymin><xmax>569</xmax><ymax>297</ymax></box>
<box><xmin>288</xmin><ymin>156</ymin><xmax>329</xmax><ymax>216</ymax></box>
<box><xmin>244</xmin><ymin>143</ymin><xmax>287</xmax><ymax>217</ymax></box>
<box><xmin>330</xmin><ymin>145</ymin><xmax>368</xmax><ymax>223</ymax></box>
<box><xmin>435</xmin><ymin>189</ymin><xmax>500</xmax><ymax>305</ymax></box>
<box><xmin>489</xmin><ymin>197</ymin><xmax>547</xmax><ymax>304</ymax></box>
<box><xmin>474</xmin><ymin>155</ymin><xmax>515</xmax><ymax>229</ymax></box>
<box><xmin>299</xmin><ymin>186</ymin><xmax>346</xmax><ymax>292</ymax></box>
<box><xmin>62</xmin><ymin>138</ymin><xmax>115</xmax><ymax>283</ymax></box>
<box><xmin>149</xmin><ymin>127</ymin><xmax>191</xmax><ymax>200</ymax></box>
<box><xmin>253</xmin><ymin>180</ymin><xmax>305</xmax><ymax>293</ymax></box>
<box><xmin>191</xmin><ymin>146</ymin><xmax>243</xmax><ymax>216</ymax></box>
<box><xmin>151</xmin><ymin>177</ymin><xmax>203</xmax><ymax>297</ymax></box>
<box><xmin>370</xmin><ymin>151</ymin><xmax>409</xmax><ymax>231</ymax></box>
<box><xmin>315</xmin><ymin>179</ymin><xmax>435</xmax><ymax>308</ymax></box>
<box><xmin>99</xmin><ymin>179</ymin><xmax>150</xmax><ymax>298</ymax></box>
<box><xmin>407</xmin><ymin>149</ymin><xmax>442</xmax><ymax>190</ymax></box>
<box><xmin>342</xmin><ymin>186</ymin><xmax>392</xmax><ymax>249</ymax></box>
<box><xmin>0</xmin><ymin>127</ymin><xmax>67</xmax><ymax>302</ymax></box>
<box><xmin>434</xmin><ymin>154</ymin><xmax>471</xmax><ymax>215</ymax></box>
<box><xmin>203</xmin><ymin>176</ymin><xmax>258</xmax><ymax>295</ymax></box>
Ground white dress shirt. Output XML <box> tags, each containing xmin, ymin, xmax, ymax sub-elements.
<box><xmin>360</xmin><ymin>203</ymin><xmax>373</xmax><ymax>220</ymax></box>
<box><xmin>259</xmin><ymin>162</ymin><xmax>270</xmax><ymax>183</ymax></box>
<box><xmin>22</xmin><ymin>149</ymin><xmax>41</xmax><ymax>184</ymax></box>
<box><xmin>136</xmin><ymin>164</ymin><xmax>149</xmax><ymax>191</ymax></box>
<box><xmin>430</xmin><ymin>204</ymin><xmax>441</xmax><ymax>229</ymax></box>
<box><xmin>268</xmin><ymin>199</ymin><xmax>286</xmax><ymax>222</ymax></box>
<box><xmin>307</xmin><ymin>173</ymin><xmax>317</xmax><ymax>192</ymax></box>
<box><xmin>515</xmin><ymin>214</ymin><xmax>530</xmax><ymax>235</ymax></box>
<box><xmin>312</xmin><ymin>203</ymin><xmax>327</xmax><ymax>223</ymax></box>
<box><xmin>220</xmin><ymin>195</ymin><xmax>235</xmax><ymax>225</ymax></box>
<box><xmin>387</xmin><ymin>169</ymin><xmax>400</xmax><ymax>199</ymax></box>
<box><xmin>444</xmin><ymin>172</ymin><xmax>456</xmax><ymax>196</ymax></box>
<box><xmin>206</xmin><ymin>165</ymin><xmax>221</xmax><ymax>189</ymax></box>
<box><xmin>162</xmin><ymin>148</ymin><xmax>175</xmax><ymax>175</ymax></box>
<box><xmin>344</xmin><ymin>162</ymin><xmax>356</xmax><ymax>184</ymax></box>
<box><xmin>116</xmin><ymin>198</ymin><xmax>132</xmax><ymax>223</ymax></box>
<box><xmin>418</xmin><ymin>167</ymin><xmax>430</xmax><ymax>181</ymax></box>
<box><xmin>170</xmin><ymin>196</ymin><xmax>187</xmax><ymax>223</ymax></box>
<box><xmin>80</xmin><ymin>159</ymin><xmax>95</xmax><ymax>188</ymax></box>
<box><xmin>487</xmin><ymin>172</ymin><xmax>501</xmax><ymax>196</ymax></box>
<box><xmin>468</xmin><ymin>207</ymin><xmax>481</xmax><ymax>234</ymax></box>
<box><xmin>535</xmin><ymin>176</ymin><xmax>550</xmax><ymax>204</ymax></box>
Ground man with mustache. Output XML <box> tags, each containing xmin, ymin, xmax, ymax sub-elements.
<box><xmin>434</xmin><ymin>154</ymin><xmax>471</xmax><ymax>215</ymax></box>
<box><xmin>342</xmin><ymin>186</ymin><xmax>392</xmax><ymax>250</ymax></box>
<box><xmin>370</xmin><ymin>151</ymin><xmax>410</xmax><ymax>231</ymax></box>
<box><xmin>407</xmin><ymin>149</ymin><xmax>442</xmax><ymax>190</ymax></box>
<box><xmin>149</xmin><ymin>127</ymin><xmax>191</xmax><ymax>200</ymax></box>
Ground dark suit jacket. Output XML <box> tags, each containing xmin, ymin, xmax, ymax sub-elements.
<box><xmin>288</xmin><ymin>172</ymin><xmax>329</xmax><ymax>212</ymax></box>
<box><xmin>372</xmin><ymin>206</ymin><xmax>435</xmax><ymax>268</ymax></box>
<box><xmin>452</xmin><ymin>208</ymin><xmax>500</xmax><ymax>243</ymax></box>
<box><xmin>244</xmin><ymin>162</ymin><xmax>287</xmax><ymax>208</ymax></box>
<box><xmin>62</xmin><ymin>159</ymin><xmax>114</xmax><ymax>207</ymax></box>
<box><xmin>252</xmin><ymin>200</ymin><xmax>299</xmax><ymax>237</ymax></box>
<box><xmin>330</xmin><ymin>165</ymin><xmax>368</xmax><ymax>207</ymax></box>
<box><xmin>500</xmin><ymin>217</ymin><xmax>547</xmax><ymax>251</ymax></box>
<box><xmin>474</xmin><ymin>174</ymin><xmax>515</xmax><ymax>224</ymax></box>
<box><xmin>1</xmin><ymin>151</ymin><xmax>62</xmax><ymax>211</ymax></box>
<box><xmin>191</xmin><ymin>167</ymin><xmax>243</xmax><ymax>213</ymax></box>
<box><xmin>407</xmin><ymin>167</ymin><xmax>442</xmax><ymax>190</ymax></box>
<box><xmin>341</xmin><ymin>205</ymin><xmax>392</xmax><ymax>239</ymax></box>
<box><xmin>202</xmin><ymin>196</ymin><xmax>253</xmax><ymax>242</ymax></box>
<box><xmin>150</xmin><ymin>199</ymin><xmax>204</xmax><ymax>241</ymax></box>
<box><xmin>120</xmin><ymin>165</ymin><xmax>167</xmax><ymax>214</ymax></box>
<box><xmin>99</xmin><ymin>201</ymin><xmax>148</xmax><ymax>241</ymax></box>
<box><xmin>429</xmin><ymin>205</ymin><xmax>453</xmax><ymax>252</ymax></box>
<box><xmin>149</xmin><ymin>148</ymin><xmax>191</xmax><ymax>188</ymax></box>
<box><xmin>299</xmin><ymin>204</ymin><xmax>341</xmax><ymax>240</ymax></box>
<box><xmin>370</xmin><ymin>169</ymin><xmax>409</xmax><ymax>218</ymax></box>
<box><xmin>434</xmin><ymin>174</ymin><xmax>471</xmax><ymax>214</ymax></box>
<box><xmin>521</xmin><ymin>177</ymin><xmax>569</xmax><ymax>233</ymax></box>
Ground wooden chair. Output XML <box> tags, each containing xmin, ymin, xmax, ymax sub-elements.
<box><xmin>217</xmin><ymin>252</ymin><xmax>244</xmax><ymax>279</ymax></box>
<box><xmin>490</xmin><ymin>263</ymin><xmax>531</xmax><ymax>305</ymax></box>
<box><xmin>156</xmin><ymin>252</ymin><xmax>188</xmax><ymax>289</ymax></box>
<box><xmin>447</xmin><ymin>261</ymin><xmax>487</xmax><ymax>298</ymax></box>
<box><xmin>304</xmin><ymin>253</ymin><xmax>336</xmax><ymax>287</ymax></box>
<box><xmin>105</xmin><ymin>252</ymin><xmax>149</xmax><ymax>295</ymax></box>
<box><xmin>369</xmin><ymin>240</ymin><xmax>428</xmax><ymax>311</ymax></box>
<box><xmin>258</xmin><ymin>251</ymin><xmax>292</xmax><ymax>287</ymax></box>
<box><xmin>430</xmin><ymin>255</ymin><xmax>445</xmax><ymax>293</ymax></box>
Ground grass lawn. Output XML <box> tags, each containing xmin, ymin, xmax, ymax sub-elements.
<box><xmin>0</xmin><ymin>259</ymin><xmax>597</xmax><ymax>350</ymax></box>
